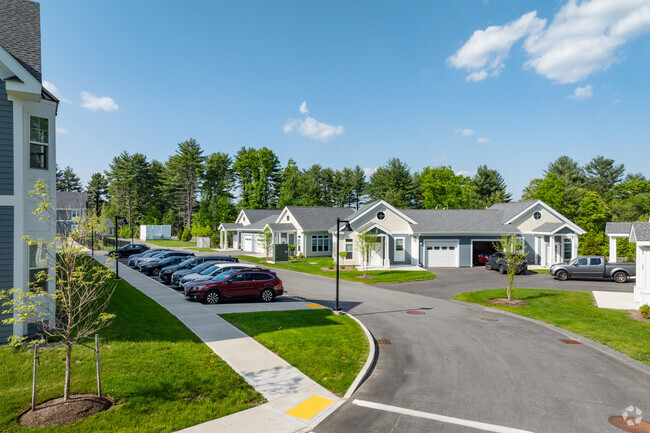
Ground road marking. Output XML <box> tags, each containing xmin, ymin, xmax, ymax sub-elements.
<box><xmin>305</xmin><ymin>303</ymin><xmax>326</xmax><ymax>309</ymax></box>
<box><xmin>286</xmin><ymin>395</ymin><xmax>335</xmax><ymax>420</ymax></box>
<box><xmin>353</xmin><ymin>400</ymin><xmax>535</xmax><ymax>433</ymax></box>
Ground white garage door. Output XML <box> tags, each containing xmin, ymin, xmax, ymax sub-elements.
<box><xmin>425</xmin><ymin>241</ymin><xmax>459</xmax><ymax>267</ymax></box>
<box><xmin>243</xmin><ymin>235</ymin><xmax>253</xmax><ymax>252</ymax></box>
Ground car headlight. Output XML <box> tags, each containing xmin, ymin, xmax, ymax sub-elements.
<box><xmin>192</xmin><ymin>285</ymin><xmax>204</xmax><ymax>291</ymax></box>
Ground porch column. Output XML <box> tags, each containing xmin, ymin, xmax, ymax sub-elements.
<box><xmin>384</xmin><ymin>236</ymin><xmax>390</xmax><ymax>270</ymax></box>
<box><xmin>549</xmin><ymin>236</ymin><xmax>556</xmax><ymax>265</ymax></box>
<box><xmin>609</xmin><ymin>236</ymin><xmax>617</xmax><ymax>263</ymax></box>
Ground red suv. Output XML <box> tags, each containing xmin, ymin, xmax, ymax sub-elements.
<box><xmin>185</xmin><ymin>269</ymin><xmax>283</xmax><ymax>304</ymax></box>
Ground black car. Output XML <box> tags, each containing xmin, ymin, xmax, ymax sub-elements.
<box><xmin>485</xmin><ymin>252</ymin><xmax>528</xmax><ymax>274</ymax></box>
<box><xmin>108</xmin><ymin>243</ymin><xmax>150</xmax><ymax>258</ymax></box>
<box><xmin>128</xmin><ymin>249</ymin><xmax>171</xmax><ymax>267</ymax></box>
<box><xmin>171</xmin><ymin>260</ymin><xmax>221</xmax><ymax>286</ymax></box>
<box><xmin>158</xmin><ymin>256</ymin><xmax>239</xmax><ymax>284</ymax></box>
<box><xmin>141</xmin><ymin>255</ymin><xmax>195</xmax><ymax>276</ymax></box>
<box><xmin>137</xmin><ymin>251</ymin><xmax>195</xmax><ymax>274</ymax></box>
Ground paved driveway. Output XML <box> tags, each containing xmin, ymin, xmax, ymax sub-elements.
<box><xmin>271</xmin><ymin>268</ymin><xmax>648</xmax><ymax>433</ymax></box>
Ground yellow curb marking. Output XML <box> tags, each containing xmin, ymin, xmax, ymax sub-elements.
<box><xmin>285</xmin><ymin>395</ymin><xmax>335</xmax><ymax>420</ymax></box>
<box><xmin>305</xmin><ymin>303</ymin><xmax>326</xmax><ymax>309</ymax></box>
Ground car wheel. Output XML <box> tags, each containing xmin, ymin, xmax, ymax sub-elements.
<box><xmin>556</xmin><ymin>270</ymin><xmax>568</xmax><ymax>281</ymax></box>
<box><xmin>499</xmin><ymin>264</ymin><xmax>506</xmax><ymax>274</ymax></box>
<box><xmin>153</xmin><ymin>269</ymin><xmax>160</xmax><ymax>276</ymax></box>
<box><xmin>204</xmin><ymin>290</ymin><xmax>220</xmax><ymax>304</ymax></box>
<box><xmin>485</xmin><ymin>263</ymin><xmax>492</xmax><ymax>271</ymax></box>
<box><xmin>260</xmin><ymin>288</ymin><xmax>274</xmax><ymax>302</ymax></box>
<box><xmin>613</xmin><ymin>271</ymin><xmax>628</xmax><ymax>283</ymax></box>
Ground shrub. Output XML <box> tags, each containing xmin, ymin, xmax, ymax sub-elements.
<box><xmin>640</xmin><ymin>304</ymin><xmax>650</xmax><ymax>319</ymax></box>
<box><xmin>180</xmin><ymin>228</ymin><xmax>192</xmax><ymax>242</ymax></box>
<box><xmin>191</xmin><ymin>224</ymin><xmax>213</xmax><ymax>238</ymax></box>
<box><xmin>288</xmin><ymin>244</ymin><xmax>295</xmax><ymax>254</ymax></box>
<box><xmin>298</xmin><ymin>253</ymin><xmax>304</xmax><ymax>258</ymax></box>
<box><xmin>211</xmin><ymin>233</ymin><xmax>220</xmax><ymax>248</ymax></box>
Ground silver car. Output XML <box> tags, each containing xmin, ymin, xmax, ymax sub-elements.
<box><xmin>179</xmin><ymin>263</ymin><xmax>260</xmax><ymax>290</ymax></box>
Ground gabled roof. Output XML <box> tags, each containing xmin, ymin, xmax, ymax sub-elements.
<box><xmin>0</xmin><ymin>0</ymin><xmax>42</xmax><ymax>83</ymax></box>
<box><xmin>56</xmin><ymin>191</ymin><xmax>87</xmax><ymax>210</ymax></box>
<box><xmin>348</xmin><ymin>200</ymin><xmax>417</xmax><ymax>225</ymax></box>
<box><xmin>533</xmin><ymin>222</ymin><xmax>565</xmax><ymax>234</ymax></box>
<box><xmin>286</xmin><ymin>206</ymin><xmax>356</xmax><ymax>231</ymax></box>
<box><xmin>219</xmin><ymin>223</ymin><xmax>243</xmax><ymax>230</ymax></box>
<box><xmin>248</xmin><ymin>213</ymin><xmax>283</xmax><ymax>230</ymax></box>
<box><xmin>240</xmin><ymin>209</ymin><xmax>281</xmax><ymax>225</ymax></box>
<box><xmin>606</xmin><ymin>222</ymin><xmax>633</xmax><ymax>236</ymax></box>
<box><xmin>266</xmin><ymin>223</ymin><xmax>295</xmax><ymax>231</ymax></box>
<box><xmin>402</xmin><ymin>209</ymin><xmax>519</xmax><ymax>234</ymax></box>
<box><xmin>488</xmin><ymin>200</ymin><xmax>539</xmax><ymax>224</ymax></box>
<box><xmin>630</xmin><ymin>222</ymin><xmax>650</xmax><ymax>243</ymax></box>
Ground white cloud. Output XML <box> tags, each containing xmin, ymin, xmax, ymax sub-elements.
<box><xmin>80</xmin><ymin>91</ymin><xmax>119</xmax><ymax>112</ymax></box>
<box><xmin>477</xmin><ymin>137</ymin><xmax>491</xmax><ymax>143</ymax></box>
<box><xmin>56</xmin><ymin>127</ymin><xmax>70</xmax><ymax>134</ymax></box>
<box><xmin>568</xmin><ymin>84</ymin><xmax>594</xmax><ymax>100</ymax></box>
<box><xmin>363</xmin><ymin>167</ymin><xmax>377</xmax><ymax>177</ymax></box>
<box><xmin>42</xmin><ymin>80</ymin><xmax>70</xmax><ymax>103</ymax></box>
<box><xmin>449</xmin><ymin>0</ymin><xmax>650</xmax><ymax>84</ymax></box>
<box><xmin>456</xmin><ymin>170</ymin><xmax>477</xmax><ymax>177</ymax></box>
<box><xmin>299</xmin><ymin>101</ymin><xmax>309</xmax><ymax>114</ymax></box>
<box><xmin>448</xmin><ymin>11</ymin><xmax>546</xmax><ymax>81</ymax></box>
<box><xmin>454</xmin><ymin>128</ymin><xmax>475</xmax><ymax>136</ymax></box>
<box><xmin>283</xmin><ymin>117</ymin><xmax>344</xmax><ymax>141</ymax></box>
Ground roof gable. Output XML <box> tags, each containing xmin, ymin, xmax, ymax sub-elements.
<box><xmin>286</xmin><ymin>206</ymin><xmax>356</xmax><ymax>231</ymax></box>
<box><xmin>630</xmin><ymin>222</ymin><xmax>650</xmax><ymax>243</ymax></box>
<box><xmin>491</xmin><ymin>200</ymin><xmax>585</xmax><ymax>235</ymax></box>
<box><xmin>348</xmin><ymin>200</ymin><xmax>417</xmax><ymax>225</ymax></box>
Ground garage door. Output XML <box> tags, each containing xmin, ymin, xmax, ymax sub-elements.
<box><xmin>243</xmin><ymin>235</ymin><xmax>253</xmax><ymax>252</ymax></box>
<box><xmin>425</xmin><ymin>241</ymin><xmax>459</xmax><ymax>267</ymax></box>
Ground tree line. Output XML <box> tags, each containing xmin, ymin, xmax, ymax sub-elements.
<box><xmin>56</xmin><ymin>139</ymin><xmax>648</xmax><ymax>258</ymax></box>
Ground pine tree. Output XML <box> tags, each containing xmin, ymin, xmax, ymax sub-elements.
<box><xmin>57</xmin><ymin>166</ymin><xmax>82</xmax><ymax>192</ymax></box>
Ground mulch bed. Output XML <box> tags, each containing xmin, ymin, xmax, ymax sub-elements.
<box><xmin>354</xmin><ymin>275</ymin><xmax>375</xmax><ymax>279</ymax></box>
<box><xmin>320</xmin><ymin>266</ymin><xmax>356</xmax><ymax>272</ymax></box>
<box><xmin>627</xmin><ymin>310</ymin><xmax>650</xmax><ymax>323</ymax></box>
<box><xmin>19</xmin><ymin>394</ymin><xmax>114</xmax><ymax>427</ymax></box>
<box><xmin>485</xmin><ymin>298</ymin><xmax>528</xmax><ymax>307</ymax></box>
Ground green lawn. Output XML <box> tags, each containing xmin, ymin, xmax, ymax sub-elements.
<box><xmin>454</xmin><ymin>288</ymin><xmax>650</xmax><ymax>366</ymax></box>
<box><xmin>222</xmin><ymin>309</ymin><xmax>368</xmax><ymax>396</ymax></box>
<box><xmin>239</xmin><ymin>256</ymin><xmax>436</xmax><ymax>284</ymax></box>
<box><xmin>0</xmin><ymin>269</ymin><xmax>263</xmax><ymax>432</ymax></box>
<box><xmin>528</xmin><ymin>269</ymin><xmax>550</xmax><ymax>274</ymax></box>
<box><xmin>147</xmin><ymin>240</ymin><xmax>197</xmax><ymax>247</ymax></box>
<box><xmin>186</xmin><ymin>247</ymin><xmax>216</xmax><ymax>252</ymax></box>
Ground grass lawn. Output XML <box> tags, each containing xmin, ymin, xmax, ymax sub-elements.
<box><xmin>239</xmin><ymin>256</ymin><xmax>436</xmax><ymax>284</ymax></box>
<box><xmin>187</xmin><ymin>247</ymin><xmax>216</xmax><ymax>252</ymax></box>
<box><xmin>528</xmin><ymin>269</ymin><xmax>550</xmax><ymax>274</ymax></box>
<box><xmin>454</xmin><ymin>288</ymin><xmax>650</xmax><ymax>366</ymax></box>
<box><xmin>222</xmin><ymin>309</ymin><xmax>368</xmax><ymax>396</ymax></box>
<box><xmin>0</xmin><ymin>268</ymin><xmax>263</xmax><ymax>432</ymax></box>
<box><xmin>147</xmin><ymin>240</ymin><xmax>197</xmax><ymax>248</ymax></box>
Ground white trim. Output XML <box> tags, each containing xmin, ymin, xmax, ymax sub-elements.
<box><xmin>234</xmin><ymin>209</ymin><xmax>247</xmax><ymax>224</ymax></box>
<box><xmin>503</xmin><ymin>200</ymin><xmax>586</xmax><ymax>235</ymax></box>
<box><xmin>469</xmin><ymin>238</ymin><xmax>501</xmax><ymax>266</ymax></box>
<box><xmin>358</xmin><ymin>222</ymin><xmax>393</xmax><ymax>235</ymax></box>
<box><xmin>349</xmin><ymin>199</ymin><xmax>417</xmax><ymax>225</ymax></box>
<box><xmin>394</xmin><ymin>236</ymin><xmax>405</xmax><ymax>262</ymax></box>
<box><xmin>0</xmin><ymin>45</ymin><xmax>42</xmax><ymax>97</ymax></box>
<box><xmin>275</xmin><ymin>208</ymin><xmax>305</xmax><ymax>232</ymax></box>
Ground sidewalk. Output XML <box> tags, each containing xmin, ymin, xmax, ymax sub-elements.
<box><xmin>592</xmin><ymin>290</ymin><xmax>641</xmax><ymax>310</ymax></box>
<box><xmin>96</xmin><ymin>254</ymin><xmax>341</xmax><ymax>433</ymax></box>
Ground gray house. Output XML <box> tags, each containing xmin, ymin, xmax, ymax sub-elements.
<box><xmin>1</xmin><ymin>0</ymin><xmax>59</xmax><ymax>343</ymax></box>
<box><xmin>56</xmin><ymin>191</ymin><xmax>87</xmax><ymax>234</ymax></box>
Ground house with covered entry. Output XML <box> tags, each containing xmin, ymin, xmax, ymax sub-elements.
<box><xmin>606</xmin><ymin>221</ymin><xmax>650</xmax><ymax>306</ymax></box>
<box><xmin>219</xmin><ymin>199</ymin><xmax>584</xmax><ymax>268</ymax></box>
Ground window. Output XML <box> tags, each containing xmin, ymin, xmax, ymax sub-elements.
<box><xmin>286</xmin><ymin>215</ymin><xmax>289</xmax><ymax>221</ymax></box>
<box><xmin>29</xmin><ymin>116</ymin><xmax>49</xmax><ymax>169</ymax></box>
<box><xmin>345</xmin><ymin>239</ymin><xmax>354</xmax><ymax>259</ymax></box>
<box><xmin>395</xmin><ymin>238</ymin><xmax>404</xmax><ymax>251</ymax></box>
<box><xmin>590</xmin><ymin>258</ymin><xmax>601</xmax><ymax>266</ymax></box>
<box><xmin>29</xmin><ymin>244</ymin><xmax>48</xmax><ymax>290</ymax></box>
<box><xmin>574</xmin><ymin>258</ymin><xmax>588</xmax><ymax>266</ymax></box>
<box><xmin>311</xmin><ymin>235</ymin><xmax>330</xmax><ymax>253</ymax></box>
<box><xmin>376</xmin><ymin>211</ymin><xmax>386</xmax><ymax>220</ymax></box>
<box><xmin>297</xmin><ymin>235</ymin><xmax>301</xmax><ymax>252</ymax></box>
<box><xmin>533</xmin><ymin>211</ymin><xmax>542</xmax><ymax>221</ymax></box>
<box><xmin>564</xmin><ymin>241</ymin><xmax>572</xmax><ymax>260</ymax></box>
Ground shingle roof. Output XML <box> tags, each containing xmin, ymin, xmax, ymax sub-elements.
<box><xmin>606</xmin><ymin>222</ymin><xmax>633</xmax><ymax>235</ymax></box>
<box><xmin>241</xmin><ymin>209</ymin><xmax>281</xmax><ymax>224</ymax></box>
<box><xmin>286</xmin><ymin>206</ymin><xmax>356</xmax><ymax>231</ymax></box>
<box><xmin>401</xmin><ymin>209</ymin><xmax>519</xmax><ymax>234</ymax></box>
<box><xmin>631</xmin><ymin>222</ymin><xmax>650</xmax><ymax>242</ymax></box>
<box><xmin>0</xmin><ymin>0</ymin><xmax>42</xmax><ymax>83</ymax></box>
<box><xmin>248</xmin><ymin>213</ymin><xmax>282</xmax><ymax>230</ymax></box>
<box><xmin>56</xmin><ymin>191</ymin><xmax>87</xmax><ymax>210</ymax></box>
<box><xmin>219</xmin><ymin>223</ymin><xmax>243</xmax><ymax>230</ymax></box>
<box><xmin>488</xmin><ymin>200</ymin><xmax>538</xmax><ymax>223</ymax></box>
<box><xmin>267</xmin><ymin>223</ymin><xmax>295</xmax><ymax>231</ymax></box>
<box><xmin>533</xmin><ymin>222</ymin><xmax>564</xmax><ymax>233</ymax></box>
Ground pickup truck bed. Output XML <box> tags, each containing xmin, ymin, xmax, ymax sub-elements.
<box><xmin>549</xmin><ymin>256</ymin><xmax>635</xmax><ymax>283</ymax></box>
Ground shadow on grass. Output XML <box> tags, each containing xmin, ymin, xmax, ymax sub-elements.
<box><xmin>222</xmin><ymin>309</ymin><xmax>351</xmax><ymax>336</ymax></box>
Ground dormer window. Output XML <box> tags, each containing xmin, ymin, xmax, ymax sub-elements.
<box><xmin>286</xmin><ymin>215</ymin><xmax>289</xmax><ymax>221</ymax></box>
<box><xmin>376</xmin><ymin>211</ymin><xmax>386</xmax><ymax>221</ymax></box>
<box><xmin>533</xmin><ymin>211</ymin><xmax>542</xmax><ymax>221</ymax></box>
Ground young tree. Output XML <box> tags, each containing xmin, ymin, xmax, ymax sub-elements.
<box><xmin>356</xmin><ymin>228</ymin><xmax>379</xmax><ymax>276</ymax></box>
<box><xmin>86</xmin><ymin>172</ymin><xmax>109</xmax><ymax>216</ymax></box>
<box><xmin>57</xmin><ymin>166</ymin><xmax>83</xmax><ymax>192</ymax></box>
<box><xmin>1</xmin><ymin>180</ymin><xmax>116</xmax><ymax>402</ymax></box>
<box><xmin>495</xmin><ymin>234</ymin><xmax>527</xmax><ymax>301</ymax></box>
<box><xmin>258</xmin><ymin>226</ymin><xmax>274</xmax><ymax>261</ymax></box>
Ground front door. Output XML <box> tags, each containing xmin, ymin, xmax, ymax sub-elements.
<box><xmin>369</xmin><ymin>241</ymin><xmax>383</xmax><ymax>267</ymax></box>
<box><xmin>394</xmin><ymin>237</ymin><xmax>405</xmax><ymax>262</ymax></box>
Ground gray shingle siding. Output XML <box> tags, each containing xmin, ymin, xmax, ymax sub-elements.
<box><xmin>0</xmin><ymin>80</ymin><xmax>13</xmax><ymax>195</ymax></box>
<box><xmin>387</xmin><ymin>234</ymin><xmax>411</xmax><ymax>264</ymax></box>
<box><xmin>0</xmin><ymin>206</ymin><xmax>14</xmax><ymax>342</ymax></box>
<box><xmin>521</xmin><ymin>233</ymin><xmax>537</xmax><ymax>265</ymax></box>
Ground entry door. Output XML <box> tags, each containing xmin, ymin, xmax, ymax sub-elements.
<box><xmin>425</xmin><ymin>241</ymin><xmax>459</xmax><ymax>267</ymax></box>
<box><xmin>394</xmin><ymin>237</ymin><xmax>405</xmax><ymax>262</ymax></box>
<box><xmin>369</xmin><ymin>241</ymin><xmax>383</xmax><ymax>267</ymax></box>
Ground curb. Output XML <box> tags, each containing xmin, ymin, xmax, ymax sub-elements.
<box><xmin>452</xmin><ymin>299</ymin><xmax>650</xmax><ymax>377</ymax></box>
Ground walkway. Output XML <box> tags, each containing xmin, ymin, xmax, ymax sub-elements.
<box><xmin>96</xmin><ymin>254</ymin><xmax>340</xmax><ymax>433</ymax></box>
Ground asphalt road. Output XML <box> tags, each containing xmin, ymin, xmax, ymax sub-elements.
<box><xmin>271</xmin><ymin>268</ymin><xmax>648</xmax><ymax>433</ymax></box>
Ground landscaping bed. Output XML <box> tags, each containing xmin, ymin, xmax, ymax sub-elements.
<box><xmin>222</xmin><ymin>309</ymin><xmax>369</xmax><ymax>396</ymax></box>
<box><xmin>454</xmin><ymin>288</ymin><xmax>650</xmax><ymax>366</ymax></box>
<box><xmin>239</xmin><ymin>256</ymin><xmax>436</xmax><ymax>284</ymax></box>
<box><xmin>0</xmin><ymin>271</ymin><xmax>263</xmax><ymax>432</ymax></box>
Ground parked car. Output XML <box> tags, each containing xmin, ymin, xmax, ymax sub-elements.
<box><xmin>485</xmin><ymin>252</ymin><xmax>528</xmax><ymax>274</ymax></box>
<box><xmin>158</xmin><ymin>256</ymin><xmax>239</xmax><ymax>284</ymax></box>
<box><xmin>108</xmin><ymin>243</ymin><xmax>150</xmax><ymax>258</ymax></box>
<box><xmin>128</xmin><ymin>249</ymin><xmax>171</xmax><ymax>267</ymax></box>
<box><xmin>171</xmin><ymin>260</ymin><xmax>221</xmax><ymax>286</ymax></box>
<box><xmin>131</xmin><ymin>250</ymin><xmax>172</xmax><ymax>268</ymax></box>
<box><xmin>474</xmin><ymin>251</ymin><xmax>491</xmax><ymax>266</ymax></box>
<box><xmin>185</xmin><ymin>269</ymin><xmax>283</xmax><ymax>304</ymax></box>
<box><xmin>549</xmin><ymin>256</ymin><xmax>635</xmax><ymax>283</ymax></box>
<box><xmin>137</xmin><ymin>251</ymin><xmax>194</xmax><ymax>274</ymax></box>
<box><xmin>141</xmin><ymin>255</ymin><xmax>195</xmax><ymax>276</ymax></box>
<box><xmin>180</xmin><ymin>263</ymin><xmax>261</xmax><ymax>290</ymax></box>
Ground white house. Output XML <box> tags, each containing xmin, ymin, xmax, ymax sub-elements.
<box><xmin>628</xmin><ymin>222</ymin><xmax>650</xmax><ymax>306</ymax></box>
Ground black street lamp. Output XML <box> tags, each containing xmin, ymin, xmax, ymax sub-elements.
<box><xmin>335</xmin><ymin>218</ymin><xmax>353</xmax><ymax>313</ymax></box>
<box><xmin>114</xmin><ymin>216</ymin><xmax>127</xmax><ymax>280</ymax></box>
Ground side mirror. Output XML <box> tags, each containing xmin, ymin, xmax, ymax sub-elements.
<box><xmin>226</xmin><ymin>280</ymin><xmax>232</xmax><ymax>284</ymax></box>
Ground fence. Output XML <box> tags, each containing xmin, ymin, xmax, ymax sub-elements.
<box><xmin>78</xmin><ymin>235</ymin><xmax>131</xmax><ymax>250</ymax></box>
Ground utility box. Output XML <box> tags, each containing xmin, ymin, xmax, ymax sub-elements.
<box><xmin>273</xmin><ymin>244</ymin><xmax>289</xmax><ymax>262</ymax></box>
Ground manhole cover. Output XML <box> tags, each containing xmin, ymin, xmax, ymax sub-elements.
<box><xmin>407</xmin><ymin>310</ymin><xmax>425</xmax><ymax>315</ymax></box>
<box><xmin>481</xmin><ymin>318</ymin><xmax>499</xmax><ymax>322</ymax></box>
<box><xmin>609</xmin><ymin>416</ymin><xmax>650</xmax><ymax>432</ymax></box>
<box><xmin>375</xmin><ymin>339</ymin><xmax>391</xmax><ymax>345</ymax></box>
<box><xmin>559</xmin><ymin>339</ymin><xmax>583</xmax><ymax>345</ymax></box>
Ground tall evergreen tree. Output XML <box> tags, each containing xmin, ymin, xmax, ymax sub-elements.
<box><xmin>545</xmin><ymin>156</ymin><xmax>585</xmax><ymax>187</ymax></box>
<box><xmin>86</xmin><ymin>172</ymin><xmax>108</xmax><ymax>215</ymax></box>
<box><xmin>584</xmin><ymin>155</ymin><xmax>625</xmax><ymax>195</ymax></box>
<box><xmin>277</xmin><ymin>158</ymin><xmax>302</xmax><ymax>207</ymax></box>
<box><xmin>472</xmin><ymin>165</ymin><xmax>511</xmax><ymax>206</ymax></box>
<box><xmin>57</xmin><ymin>166</ymin><xmax>82</xmax><ymax>192</ymax></box>
<box><xmin>367</xmin><ymin>158</ymin><xmax>416</xmax><ymax>208</ymax></box>
<box><xmin>200</xmin><ymin>152</ymin><xmax>236</xmax><ymax>229</ymax></box>
<box><xmin>350</xmin><ymin>165</ymin><xmax>366</xmax><ymax>210</ymax></box>
<box><xmin>165</xmin><ymin>139</ymin><xmax>205</xmax><ymax>231</ymax></box>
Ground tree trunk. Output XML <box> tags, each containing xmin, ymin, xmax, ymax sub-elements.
<box><xmin>64</xmin><ymin>344</ymin><xmax>72</xmax><ymax>402</ymax></box>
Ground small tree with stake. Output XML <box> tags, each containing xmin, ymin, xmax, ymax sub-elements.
<box><xmin>356</xmin><ymin>228</ymin><xmax>378</xmax><ymax>277</ymax></box>
<box><xmin>0</xmin><ymin>180</ymin><xmax>116</xmax><ymax>403</ymax></box>
<box><xmin>495</xmin><ymin>234</ymin><xmax>527</xmax><ymax>301</ymax></box>
<box><xmin>258</xmin><ymin>226</ymin><xmax>274</xmax><ymax>261</ymax></box>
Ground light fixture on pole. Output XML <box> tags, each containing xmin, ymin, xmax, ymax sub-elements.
<box><xmin>114</xmin><ymin>216</ymin><xmax>127</xmax><ymax>280</ymax></box>
<box><xmin>335</xmin><ymin>218</ymin><xmax>353</xmax><ymax>313</ymax></box>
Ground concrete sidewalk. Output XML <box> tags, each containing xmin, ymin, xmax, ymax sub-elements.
<box><xmin>593</xmin><ymin>290</ymin><xmax>641</xmax><ymax>309</ymax></box>
<box><xmin>96</xmin><ymin>254</ymin><xmax>341</xmax><ymax>433</ymax></box>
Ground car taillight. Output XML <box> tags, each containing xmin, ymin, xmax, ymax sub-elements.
<box><xmin>278</xmin><ymin>280</ymin><xmax>282</xmax><ymax>285</ymax></box>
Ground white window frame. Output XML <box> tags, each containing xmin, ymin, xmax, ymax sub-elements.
<box><xmin>376</xmin><ymin>211</ymin><xmax>386</xmax><ymax>221</ymax></box>
<box><xmin>29</xmin><ymin>115</ymin><xmax>49</xmax><ymax>170</ymax></box>
<box><xmin>533</xmin><ymin>211</ymin><xmax>542</xmax><ymax>221</ymax></box>
<box><xmin>344</xmin><ymin>239</ymin><xmax>354</xmax><ymax>260</ymax></box>
<box><xmin>311</xmin><ymin>234</ymin><xmax>330</xmax><ymax>253</ymax></box>
<box><xmin>29</xmin><ymin>244</ymin><xmax>49</xmax><ymax>290</ymax></box>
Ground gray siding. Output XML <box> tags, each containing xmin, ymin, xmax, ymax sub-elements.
<box><xmin>419</xmin><ymin>235</ymin><xmax>502</xmax><ymax>267</ymax></box>
<box><xmin>0</xmin><ymin>80</ymin><xmax>13</xmax><ymax>195</ymax></box>
<box><xmin>521</xmin><ymin>233</ymin><xmax>537</xmax><ymax>265</ymax></box>
<box><xmin>0</xmin><ymin>206</ymin><xmax>14</xmax><ymax>342</ymax></box>
<box><xmin>387</xmin><ymin>234</ymin><xmax>412</xmax><ymax>264</ymax></box>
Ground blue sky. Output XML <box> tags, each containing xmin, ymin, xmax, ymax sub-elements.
<box><xmin>40</xmin><ymin>0</ymin><xmax>650</xmax><ymax>199</ymax></box>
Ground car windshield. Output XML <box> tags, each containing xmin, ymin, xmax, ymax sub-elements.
<box><xmin>212</xmin><ymin>270</ymin><xmax>236</xmax><ymax>282</ymax></box>
<box><xmin>191</xmin><ymin>261</ymin><xmax>217</xmax><ymax>272</ymax></box>
<box><xmin>200</xmin><ymin>265</ymin><xmax>221</xmax><ymax>276</ymax></box>
<box><xmin>178</xmin><ymin>258</ymin><xmax>196</xmax><ymax>267</ymax></box>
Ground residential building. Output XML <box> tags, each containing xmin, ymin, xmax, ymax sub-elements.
<box><xmin>606</xmin><ymin>221</ymin><xmax>650</xmax><ymax>306</ymax></box>
<box><xmin>56</xmin><ymin>191</ymin><xmax>87</xmax><ymax>234</ymax></box>
<box><xmin>0</xmin><ymin>0</ymin><xmax>58</xmax><ymax>343</ymax></box>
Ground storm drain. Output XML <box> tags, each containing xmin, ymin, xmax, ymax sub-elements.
<box><xmin>481</xmin><ymin>318</ymin><xmax>499</xmax><ymax>322</ymax></box>
<box><xmin>406</xmin><ymin>310</ymin><xmax>425</xmax><ymax>315</ymax></box>
<box><xmin>420</xmin><ymin>307</ymin><xmax>433</xmax><ymax>310</ymax></box>
<box><xmin>609</xmin><ymin>415</ymin><xmax>650</xmax><ymax>432</ymax></box>
<box><xmin>375</xmin><ymin>339</ymin><xmax>391</xmax><ymax>345</ymax></box>
<box><xmin>559</xmin><ymin>339</ymin><xmax>583</xmax><ymax>345</ymax></box>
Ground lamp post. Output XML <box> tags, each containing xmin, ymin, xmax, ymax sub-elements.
<box><xmin>335</xmin><ymin>218</ymin><xmax>352</xmax><ymax>313</ymax></box>
<box><xmin>114</xmin><ymin>216</ymin><xmax>127</xmax><ymax>280</ymax></box>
